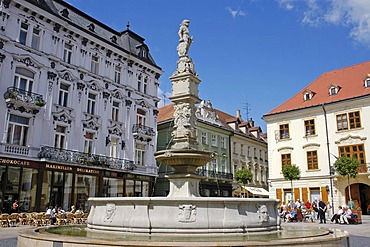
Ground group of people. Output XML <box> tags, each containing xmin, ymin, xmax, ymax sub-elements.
<box><xmin>45</xmin><ymin>205</ymin><xmax>81</xmax><ymax>225</ymax></box>
<box><xmin>279</xmin><ymin>198</ymin><xmax>330</xmax><ymax>224</ymax></box>
<box><xmin>330</xmin><ymin>204</ymin><xmax>357</xmax><ymax>224</ymax></box>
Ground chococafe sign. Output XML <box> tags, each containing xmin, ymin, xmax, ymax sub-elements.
<box><xmin>0</xmin><ymin>158</ymin><xmax>38</xmax><ymax>168</ymax></box>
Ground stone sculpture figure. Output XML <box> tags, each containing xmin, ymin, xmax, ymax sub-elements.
<box><xmin>257</xmin><ymin>204</ymin><xmax>270</xmax><ymax>223</ymax></box>
<box><xmin>177</xmin><ymin>19</ymin><xmax>193</xmax><ymax>58</ymax></box>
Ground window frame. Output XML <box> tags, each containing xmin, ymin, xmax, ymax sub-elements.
<box><xmin>279</xmin><ymin>123</ymin><xmax>290</xmax><ymax>139</ymax></box>
<box><xmin>201</xmin><ymin>132</ymin><xmax>207</xmax><ymax>145</ymax></box>
<box><xmin>58</xmin><ymin>83</ymin><xmax>70</xmax><ymax>107</ymax></box>
<box><xmin>306</xmin><ymin>150</ymin><xmax>318</xmax><ymax>170</ymax></box>
<box><xmin>54</xmin><ymin>125</ymin><xmax>67</xmax><ymax>149</ymax></box>
<box><xmin>281</xmin><ymin>153</ymin><xmax>291</xmax><ymax>167</ymax></box>
<box><xmin>220</xmin><ymin>137</ymin><xmax>226</xmax><ymax>149</ymax></box>
<box><xmin>336</xmin><ymin>111</ymin><xmax>361</xmax><ymax>131</ymax></box>
<box><xmin>84</xmin><ymin>131</ymin><xmax>94</xmax><ymax>154</ymax></box>
<box><xmin>14</xmin><ymin>67</ymin><xmax>34</xmax><ymax>95</ymax></box>
<box><xmin>112</xmin><ymin>101</ymin><xmax>120</xmax><ymax>122</ymax></box>
<box><xmin>63</xmin><ymin>43</ymin><xmax>73</xmax><ymax>64</ymax></box>
<box><xmin>114</xmin><ymin>65</ymin><xmax>121</xmax><ymax>84</ymax></box>
<box><xmin>211</xmin><ymin>134</ymin><xmax>217</xmax><ymax>147</ymax></box>
<box><xmin>91</xmin><ymin>55</ymin><xmax>99</xmax><ymax>74</ymax></box>
<box><xmin>135</xmin><ymin>143</ymin><xmax>145</xmax><ymax>166</ymax></box>
<box><xmin>339</xmin><ymin>144</ymin><xmax>366</xmax><ymax>166</ymax></box>
<box><xmin>87</xmin><ymin>93</ymin><xmax>96</xmax><ymax>115</ymax></box>
<box><xmin>7</xmin><ymin>114</ymin><xmax>30</xmax><ymax>146</ymax></box>
<box><xmin>304</xmin><ymin>119</ymin><xmax>316</xmax><ymax>136</ymax></box>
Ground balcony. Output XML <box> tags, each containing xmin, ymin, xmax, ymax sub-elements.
<box><xmin>195</xmin><ymin>168</ymin><xmax>233</xmax><ymax>180</ymax></box>
<box><xmin>38</xmin><ymin>146</ymin><xmax>136</xmax><ymax>171</ymax></box>
<box><xmin>4</xmin><ymin>87</ymin><xmax>46</xmax><ymax>114</ymax></box>
<box><xmin>132</xmin><ymin>124</ymin><xmax>155</xmax><ymax>142</ymax></box>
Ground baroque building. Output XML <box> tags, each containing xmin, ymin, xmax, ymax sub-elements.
<box><xmin>0</xmin><ymin>0</ymin><xmax>162</xmax><ymax>213</ymax></box>
<box><xmin>155</xmin><ymin>100</ymin><xmax>268</xmax><ymax>197</ymax></box>
<box><xmin>263</xmin><ymin>61</ymin><xmax>370</xmax><ymax>214</ymax></box>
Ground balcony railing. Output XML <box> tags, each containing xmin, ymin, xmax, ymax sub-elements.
<box><xmin>4</xmin><ymin>86</ymin><xmax>46</xmax><ymax>107</ymax></box>
<box><xmin>38</xmin><ymin>146</ymin><xmax>136</xmax><ymax>171</ymax></box>
<box><xmin>195</xmin><ymin>169</ymin><xmax>233</xmax><ymax>180</ymax></box>
<box><xmin>132</xmin><ymin>124</ymin><xmax>155</xmax><ymax>142</ymax></box>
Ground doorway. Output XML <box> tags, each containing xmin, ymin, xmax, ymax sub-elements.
<box><xmin>345</xmin><ymin>183</ymin><xmax>370</xmax><ymax>214</ymax></box>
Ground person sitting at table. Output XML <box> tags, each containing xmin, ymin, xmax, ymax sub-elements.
<box><xmin>285</xmin><ymin>208</ymin><xmax>297</xmax><ymax>222</ymax></box>
<box><xmin>340</xmin><ymin>206</ymin><xmax>352</xmax><ymax>224</ymax></box>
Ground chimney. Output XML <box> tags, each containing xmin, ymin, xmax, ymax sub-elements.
<box><xmin>236</xmin><ymin>110</ymin><xmax>241</xmax><ymax>119</ymax></box>
<box><xmin>248</xmin><ymin>118</ymin><xmax>254</xmax><ymax>127</ymax></box>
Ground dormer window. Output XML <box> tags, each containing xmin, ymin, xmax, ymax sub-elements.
<box><xmin>329</xmin><ymin>85</ymin><xmax>340</xmax><ymax>96</ymax></box>
<box><xmin>364</xmin><ymin>74</ymin><xmax>370</xmax><ymax>88</ymax></box>
<box><xmin>303</xmin><ymin>90</ymin><xmax>314</xmax><ymax>101</ymax></box>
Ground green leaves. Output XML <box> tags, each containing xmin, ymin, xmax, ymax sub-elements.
<box><xmin>334</xmin><ymin>154</ymin><xmax>359</xmax><ymax>178</ymax></box>
<box><xmin>235</xmin><ymin>168</ymin><xmax>253</xmax><ymax>186</ymax></box>
<box><xmin>281</xmin><ymin>164</ymin><xmax>301</xmax><ymax>181</ymax></box>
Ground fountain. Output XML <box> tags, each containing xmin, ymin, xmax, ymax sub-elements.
<box><xmin>18</xmin><ymin>20</ymin><xmax>349</xmax><ymax>247</ymax></box>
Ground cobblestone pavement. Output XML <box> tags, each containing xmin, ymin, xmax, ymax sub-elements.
<box><xmin>0</xmin><ymin>216</ymin><xmax>369</xmax><ymax>247</ymax></box>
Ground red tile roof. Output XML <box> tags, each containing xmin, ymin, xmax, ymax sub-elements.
<box><xmin>266</xmin><ymin>61</ymin><xmax>370</xmax><ymax>115</ymax></box>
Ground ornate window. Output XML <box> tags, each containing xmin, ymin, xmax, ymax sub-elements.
<box><xmin>84</xmin><ymin>132</ymin><xmax>94</xmax><ymax>154</ymax></box>
<box><xmin>304</xmin><ymin>119</ymin><xmax>315</xmax><ymax>136</ymax></box>
<box><xmin>211</xmin><ymin>134</ymin><xmax>217</xmax><ymax>147</ymax></box>
<box><xmin>114</xmin><ymin>65</ymin><xmax>121</xmax><ymax>84</ymax></box>
<box><xmin>7</xmin><ymin>114</ymin><xmax>29</xmax><ymax>146</ymax></box>
<box><xmin>307</xmin><ymin>150</ymin><xmax>318</xmax><ymax>170</ymax></box>
<box><xmin>336</xmin><ymin>111</ymin><xmax>361</xmax><ymax>131</ymax></box>
<box><xmin>87</xmin><ymin>93</ymin><xmax>96</xmax><ymax>115</ymax></box>
<box><xmin>112</xmin><ymin>101</ymin><xmax>120</xmax><ymax>121</ymax></box>
<box><xmin>329</xmin><ymin>85</ymin><xmax>340</xmax><ymax>96</ymax></box>
<box><xmin>201</xmin><ymin>132</ymin><xmax>207</xmax><ymax>145</ymax></box>
<box><xmin>135</xmin><ymin>143</ymin><xmax>145</xmax><ymax>166</ymax></box>
<box><xmin>14</xmin><ymin>67</ymin><xmax>34</xmax><ymax>95</ymax></box>
<box><xmin>220</xmin><ymin>137</ymin><xmax>226</xmax><ymax>149</ymax></box>
<box><xmin>54</xmin><ymin>125</ymin><xmax>67</xmax><ymax>149</ymax></box>
<box><xmin>19</xmin><ymin>22</ymin><xmax>29</xmax><ymax>45</ymax></box>
<box><xmin>221</xmin><ymin>159</ymin><xmax>226</xmax><ymax>173</ymax></box>
<box><xmin>31</xmin><ymin>27</ymin><xmax>41</xmax><ymax>50</ymax></box>
<box><xmin>110</xmin><ymin>137</ymin><xmax>118</xmax><ymax>158</ymax></box>
<box><xmin>281</xmin><ymin>153</ymin><xmax>291</xmax><ymax>167</ymax></box>
<box><xmin>91</xmin><ymin>55</ymin><xmax>99</xmax><ymax>74</ymax></box>
<box><xmin>18</xmin><ymin>21</ymin><xmax>41</xmax><ymax>50</ymax></box>
<box><xmin>339</xmin><ymin>144</ymin><xmax>366</xmax><ymax>167</ymax></box>
<box><xmin>58</xmin><ymin>83</ymin><xmax>70</xmax><ymax>107</ymax></box>
<box><xmin>63</xmin><ymin>43</ymin><xmax>73</xmax><ymax>63</ymax></box>
<box><xmin>136</xmin><ymin>109</ymin><xmax>146</xmax><ymax>125</ymax></box>
<box><xmin>279</xmin><ymin>123</ymin><xmax>289</xmax><ymax>139</ymax></box>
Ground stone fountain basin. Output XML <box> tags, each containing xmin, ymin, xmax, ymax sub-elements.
<box><xmin>86</xmin><ymin>197</ymin><xmax>280</xmax><ymax>234</ymax></box>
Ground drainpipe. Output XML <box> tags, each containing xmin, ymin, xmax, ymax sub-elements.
<box><xmin>322</xmin><ymin>103</ymin><xmax>335</xmax><ymax>215</ymax></box>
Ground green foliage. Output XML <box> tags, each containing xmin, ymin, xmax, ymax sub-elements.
<box><xmin>281</xmin><ymin>164</ymin><xmax>301</xmax><ymax>182</ymax></box>
<box><xmin>235</xmin><ymin>168</ymin><xmax>253</xmax><ymax>186</ymax></box>
<box><xmin>334</xmin><ymin>155</ymin><xmax>359</xmax><ymax>178</ymax></box>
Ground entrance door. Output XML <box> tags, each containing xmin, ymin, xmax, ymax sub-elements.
<box><xmin>346</xmin><ymin>183</ymin><xmax>370</xmax><ymax>214</ymax></box>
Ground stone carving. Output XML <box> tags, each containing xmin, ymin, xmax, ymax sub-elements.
<box><xmin>173</xmin><ymin>103</ymin><xmax>194</xmax><ymax>131</ymax></box>
<box><xmin>196</xmin><ymin>100</ymin><xmax>221</xmax><ymax>125</ymax></box>
<box><xmin>178</xmin><ymin>204</ymin><xmax>196</xmax><ymax>222</ymax></box>
<box><xmin>175</xmin><ymin>20</ymin><xmax>196</xmax><ymax>75</ymax></box>
<box><xmin>104</xmin><ymin>203</ymin><xmax>116</xmax><ymax>223</ymax></box>
<box><xmin>177</xmin><ymin>20</ymin><xmax>192</xmax><ymax>58</ymax></box>
<box><xmin>257</xmin><ymin>204</ymin><xmax>269</xmax><ymax>223</ymax></box>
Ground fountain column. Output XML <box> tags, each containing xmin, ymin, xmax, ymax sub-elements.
<box><xmin>155</xmin><ymin>19</ymin><xmax>213</xmax><ymax>197</ymax></box>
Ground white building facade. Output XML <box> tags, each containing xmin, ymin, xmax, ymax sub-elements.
<box><xmin>0</xmin><ymin>0</ymin><xmax>162</xmax><ymax>213</ymax></box>
<box><xmin>263</xmin><ymin>61</ymin><xmax>370</xmax><ymax>214</ymax></box>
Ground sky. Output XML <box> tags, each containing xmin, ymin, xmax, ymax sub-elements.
<box><xmin>66</xmin><ymin>0</ymin><xmax>370</xmax><ymax>131</ymax></box>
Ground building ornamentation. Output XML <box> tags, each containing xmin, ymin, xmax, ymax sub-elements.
<box><xmin>178</xmin><ymin>204</ymin><xmax>196</xmax><ymax>223</ymax></box>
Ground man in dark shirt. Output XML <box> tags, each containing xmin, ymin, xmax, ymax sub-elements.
<box><xmin>318</xmin><ymin>198</ymin><xmax>327</xmax><ymax>224</ymax></box>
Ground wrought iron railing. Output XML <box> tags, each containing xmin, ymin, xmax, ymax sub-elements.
<box><xmin>195</xmin><ymin>169</ymin><xmax>233</xmax><ymax>180</ymax></box>
<box><xmin>132</xmin><ymin>124</ymin><xmax>155</xmax><ymax>137</ymax></box>
<box><xmin>4</xmin><ymin>86</ymin><xmax>45</xmax><ymax>106</ymax></box>
<box><xmin>38</xmin><ymin>146</ymin><xmax>136</xmax><ymax>171</ymax></box>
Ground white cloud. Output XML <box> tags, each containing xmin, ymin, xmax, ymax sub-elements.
<box><xmin>278</xmin><ymin>0</ymin><xmax>370</xmax><ymax>48</ymax></box>
<box><xmin>226</xmin><ymin>7</ymin><xmax>246</xmax><ymax>19</ymax></box>
<box><xmin>276</xmin><ymin>0</ymin><xmax>295</xmax><ymax>10</ymax></box>
<box><xmin>157</xmin><ymin>87</ymin><xmax>172</xmax><ymax>108</ymax></box>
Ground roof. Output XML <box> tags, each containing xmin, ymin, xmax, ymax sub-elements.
<box><xmin>25</xmin><ymin>0</ymin><xmax>160</xmax><ymax>68</ymax></box>
<box><xmin>158</xmin><ymin>104</ymin><xmax>266</xmax><ymax>143</ymax></box>
<box><xmin>265</xmin><ymin>61</ymin><xmax>370</xmax><ymax>116</ymax></box>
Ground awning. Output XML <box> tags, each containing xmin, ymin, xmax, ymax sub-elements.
<box><xmin>242</xmin><ymin>186</ymin><xmax>269</xmax><ymax>196</ymax></box>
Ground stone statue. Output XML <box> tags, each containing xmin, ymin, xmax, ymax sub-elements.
<box><xmin>177</xmin><ymin>19</ymin><xmax>193</xmax><ymax>58</ymax></box>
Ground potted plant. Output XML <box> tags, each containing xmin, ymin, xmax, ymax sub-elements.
<box><xmin>4</xmin><ymin>91</ymin><xmax>17</xmax><ymax>100</ymax></box>
<box><xmin>34</xmin><ymin>100</ymin><xmax>46</xmax><ymax>107</ymax></box>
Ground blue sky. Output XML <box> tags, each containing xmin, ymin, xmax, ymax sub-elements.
<box><xmin>66</xmin><ymin>0</ymin><xmax>370</xmax><ymax>131</ymax></box>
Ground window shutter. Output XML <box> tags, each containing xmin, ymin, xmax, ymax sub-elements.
<box><xmin>321</xmin><ymin>187</ymin><xmax>328</xmax><ymax>204</ymax></box>
<box><xmin>276</xmin><ymin>188</ymin><xmax>282</xmax><ymax>202</ymax></box>
<box><xmin>302</xmin><ymin>187</ymin><xmax>308</xmax><ymax>203</ymax></box>
<box><xmin>294</xmin><ymin>188</ymin><xmax>300</xmax><ymax>201</ymax></box>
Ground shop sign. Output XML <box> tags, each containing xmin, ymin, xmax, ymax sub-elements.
<box><xmin>45</xmin><ymin>163</ymin><xmax>73</xmax><ymax>171</ymax></box>
<box><xmin>0</xmin><ymin>158</ymin><xmax>38</xmax><ymax>168</ymax></box>
<box><xmin>77</xmin><ymin>167</ymin><xmax>100</xmax><ymax>175</ymax></box>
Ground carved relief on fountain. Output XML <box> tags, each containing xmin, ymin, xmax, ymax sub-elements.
<box><xmin>178</xmin><ymin>204</ymin><xmax>197</xmax><ymax>222</ymax></box>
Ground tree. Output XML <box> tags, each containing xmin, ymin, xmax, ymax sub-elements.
<box><xmin>281</xmin><ymin>164</ymin><xmax>301</xmax><ymax>202</ymax></box>
<box><xmin>334</xmin><ymin>155</ymin><xmax>359</xmax><ymax>201</ymax></box>
<box><xmin>235</xmin><ymin>168</ymin><xmax>253</xmax><ymax>196</ymax></box>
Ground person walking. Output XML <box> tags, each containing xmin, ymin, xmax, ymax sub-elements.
<box><xmin>318</xmin><ymin>198</ymin><xmax>327</xmax><ymax>224</ymax></box>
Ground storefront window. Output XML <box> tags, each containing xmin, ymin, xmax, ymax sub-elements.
<box><xmin>103</xmin><ymin>177</ymin><xmax>122</xmax><ymax>197</ymax></box>
<box><xmin>142</xmin><ymin>181</ymin><xmax>149</xmax><ymax>197</ymax></box>
<box><xmin>40</xmin><ymin>171</ymin><xmax>52</xmax><ymax>211</ymax></box>
<box><xmin>19</xmin><ymin>168</ymin><xmax>37</xmax><ymax>212</ymax></box>
<box><xmin>135</xmin><ymin>181</ymin><xmax>142</xmax><ymax>197</ymax></box>
<box><xmin>50</xmin><ymin>171</ymin><xmax>64</xmax><ymax>208</ymax></box>
<box><xmin>63</xmin><ymin>173</ymin><xmax>73</xmax><ymax>211</ymax></box>
<box><xmin>75</xmin><ymin>174</ymin><xmax>97</xmax><ymax>212</ymax></box>
<box><xmin>125</xmin><ymin>179</ymin><xmax>134</xmax><ymax>197</ymax></box>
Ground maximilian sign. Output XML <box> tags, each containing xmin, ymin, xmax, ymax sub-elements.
<box><xmin>45</xmin><ymin>163</ymin><xmax>73</xmax><ymax>171</ymax></box>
